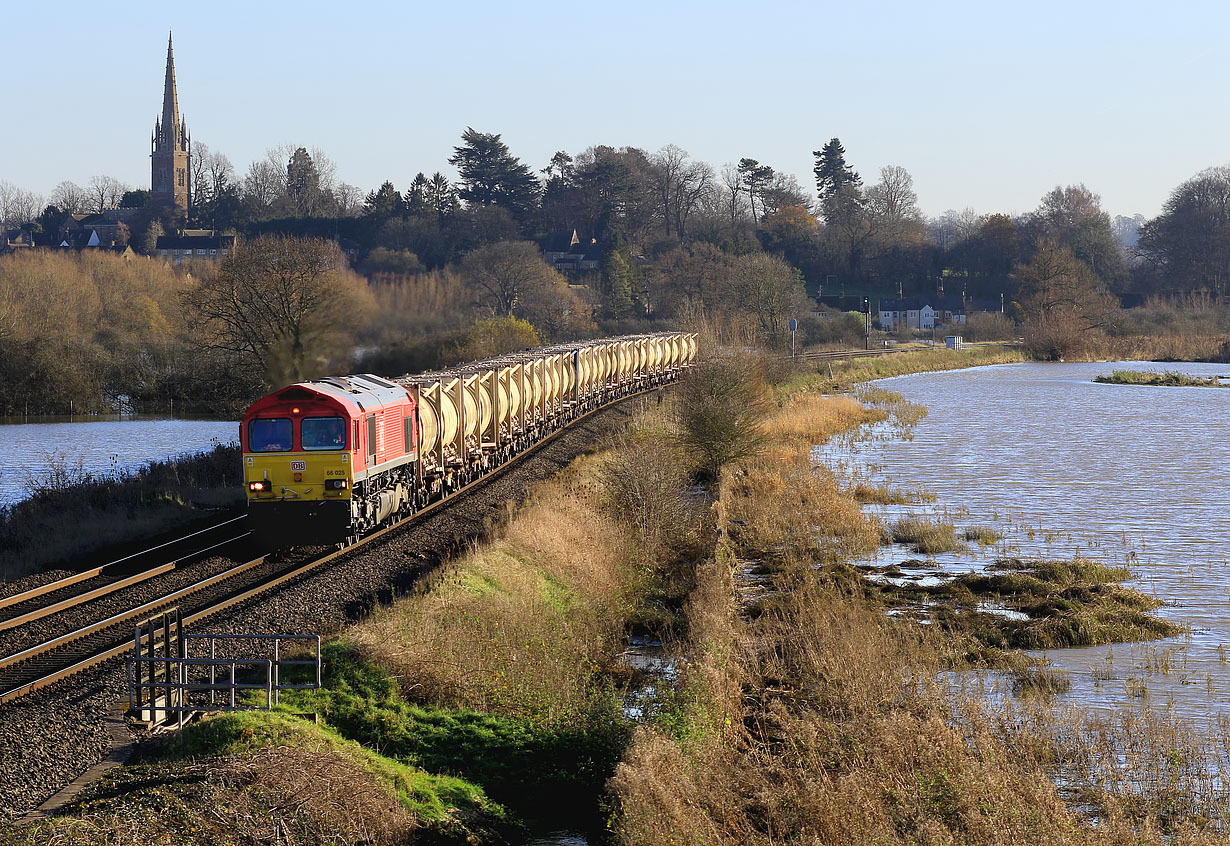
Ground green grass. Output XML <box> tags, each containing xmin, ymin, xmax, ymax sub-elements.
<box><xmin>159</xmin><ymin>710</ymin><xmax>500</xmax><ymax>826</ymax></box>
<box><xmin>276</xmin><ymin>640</ymin><xmax>630</xmax><ymax>825</ymax></box>
<box><xmin>6</xmin><ymin>709</ymin><xmax>511</xmax><ymax>846</ymax></box>
<box><xmin>1094</xmin><ymin>369</ymin><xmax>1226</xmax><ymax>388</ymax></box>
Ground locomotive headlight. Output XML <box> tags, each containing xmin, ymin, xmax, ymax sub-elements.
<box><xmin>325</xmin><ymin>478</ymin><xmax>348</xmax><ymax>491</ymax></box>
<box><xmin>248</xmin><ymin>480</ymin><xmax>271</xmax><ymax>493</ymax></box>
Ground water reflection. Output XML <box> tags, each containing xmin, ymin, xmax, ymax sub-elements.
<box><xmin>0</xmin><ymin>416</ymin><xmax>237</xmax><ymax>507</ymax></box>
<box><xmin>843</xmin><ymin>361</ymin><xmax>1230</xmax><ymax>726</ymax></box>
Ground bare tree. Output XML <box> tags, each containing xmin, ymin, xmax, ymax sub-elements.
<box><xmin>459</xmin><ymin>241</ymin><xmax>563</xmax><ymax>317</ymax></box>
<box><xmin>648</xmin><ymin>144</ymin><xmax>712</xmax><ymax>240</ymax></box>
<box><xmin>719</xmin><ymin>163</ymin><xmax>749</xmax><ymax>227</ymax></box>
<box><xmin>86</xmin><ymin>175</ymin><xmax>129</xmax><ymax>213</ymax></box>
<box><xmin>242</xmin><ymin>159</ymin><xmax>284</xmax><ymax>215</ymax></box>
<box><xmin>334</xmin><ymin>182</ymin><xmax>363</xmax><ymax>217</ymax></box>
<box><xmin>0</xmin><ymin>181</ymin><xmax>43</xmax><ymax>226</ymax></box>
<box><xmin>728</xmin><ymin>252</ymin><xmax>810</xmax><ymax>341</ymax></box>
<box><xmin>183</xmin><ymin>236</ymin><xmax>368</xmax><ymax>387</ymax></box>
<box><xmin>51</xmin><ymin>180</ymin><xmax>89</xmax><ymax>215</ymax></box>
<box><xmin>929</xmin><ymin>207</ymin><xmax>983</xmax><ymax>251</ymax></box>
<box><xmin>865</xmin><ymin>166</ymin><xmax>922</xmax><ymax>234</ymax></box>
<box><xmin>760</xmin><ymin>171</ymin><xmax>812</xmax><ymax>218</ymax></box>
<box><xmin>190</xmin><ymin>143</ymin><xmax>235</xmax><ymax>207</ymax></box>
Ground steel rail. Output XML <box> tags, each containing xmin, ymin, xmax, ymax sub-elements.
<box><xmin>0</xmin><ymin>539</ymin><xmax>267</xmax><ymax>672</ymax></box>
<box><xmin>0</xmin><ymin>515</ymin><xmax>248</xmax><ymax>613</ymax></box>
<box><xmin>0</xmin><ymin>380</ymin><xmax>670</xmax><ymax>706</ymax></box>
<box><xmin>0</xmin><ymin>563</ymin><xmax>177</xmax><ymax>632</ymax></box>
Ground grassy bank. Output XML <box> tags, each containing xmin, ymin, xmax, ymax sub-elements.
<box><xmin>0</xmin><ymin>443</ymin><xmax>243</xmax><ymax>584</ymax></box>
<box><xmin>781</xmin><ymin>344</ymin><xmax>1029</xmax><ymax>393</ymax></box>
<box><xmin>6</xmin><ymin>711</ymin><xmax>509</xmax><ymax>845</ymax></box>
<box><xmin>1094</xmin><ymin>368</ymin><xmax>1228</xmax><ymax>387</ymax></box>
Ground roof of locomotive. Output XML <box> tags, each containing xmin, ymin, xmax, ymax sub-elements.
<box><xmin>244</xmin><ymin>375</ymin><xmax>412</xmax><ymax>419</ymax></box>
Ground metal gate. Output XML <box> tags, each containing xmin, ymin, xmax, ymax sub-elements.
<box><xmin>126</xmin><ymin>609</ymin><xmax>322</xmax><ymax>729</ymax></box>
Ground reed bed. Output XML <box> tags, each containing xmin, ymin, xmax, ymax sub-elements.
<box><xmin>611</xmin><ymin>382</ymin><xmax>1230</xmax><ymax>844</ymax></box>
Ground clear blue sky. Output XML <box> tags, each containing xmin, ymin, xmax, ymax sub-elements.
<box><xmin>4</xmin><ymin>0</ymin><xmax>1226</xmax><ymax>220</ymax></box>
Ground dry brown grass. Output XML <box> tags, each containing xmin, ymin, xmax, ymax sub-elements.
<box><xmin>610</xmin><ymin>377</ymin><xmax>1230</xmax><ymax>844</ymax></box>
<box><xmin>721</xmin><ymin>393</ymin><xmax>884</xmax><ymax>568</ymax></box>
<box><xmin>6</xmin><ymin>747</ymin><xmax>421</xmax><ymax>846</ymax></box>
<box><xmin>763</xmin><ymin>392</ymin><xmax>883</xmax><ymax>446</ymax></box>
<box><xmin>724</xmin><ymin>456</ymin><xmax>881</xmax><ymax>567</ymax></box>
<box><xmin>350</xmin><ymin>454</ymin><xmax>636</xmax><ymax>722</ymax></box>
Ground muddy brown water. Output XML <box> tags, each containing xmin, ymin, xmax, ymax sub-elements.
<box><xmin>833</xmin><ymin>360</ymin><xmax>1230</xmax><ymax>726</ymax></box>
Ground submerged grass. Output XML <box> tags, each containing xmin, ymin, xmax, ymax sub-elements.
<box><xmin>892</xmin><ymin>516</ymin><xmax>963</xmax><ymax>554</ymax></box>
<box><xmin>1095</xmin><ymin>369</ymin><xmax>1227</xmax><ymax>388</ymax></box>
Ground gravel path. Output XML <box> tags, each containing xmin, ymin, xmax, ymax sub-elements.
<box><xmin>0</xmin><ymin>399</ymin><xmax>641</xmax><ymax>822</ymax></box>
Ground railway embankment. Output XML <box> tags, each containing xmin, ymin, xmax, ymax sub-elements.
<box><xmin>6</xmin><ymin>345</ymin><xmax>1212</xmax><ymax>844</ymax></box>
<box><xmin>0</xmin><ymin>443</ymin><xmax>243</xmax><ymax>586</ymax></box>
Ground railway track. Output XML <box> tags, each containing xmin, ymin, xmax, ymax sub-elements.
<box><xmin>0</xmin><ymin>388</ymin><xmax>654</xmax><ymax>708</ymax></box>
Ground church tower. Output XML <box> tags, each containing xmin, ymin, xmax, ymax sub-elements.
<box><xmin>150</xmin><ymin>31</ymin><xmax>190</xmax><ymax>224</ymax></box>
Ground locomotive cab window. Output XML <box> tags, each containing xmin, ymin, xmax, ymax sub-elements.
<box><xmin>301</xmin><ymin>416</ymin><xmax>346</xmax><ymax>450</ymax></box>
<box><xmin>249</xmin><ymin>418</ymin><xmax>293</xmax><ymax>452</ymax></box>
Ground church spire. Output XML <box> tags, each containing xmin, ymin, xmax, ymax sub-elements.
<box><xmin>161</xmin><ymin>31</ymin><xmax>180</xmax><ymax>150</ymax></box>
<box><xmin>151</xmin><ymin>30</ymin><xmax>190</xmax><ymax>224</ymax></box>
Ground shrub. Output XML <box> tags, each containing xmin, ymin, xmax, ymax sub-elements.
<box><xmin>673</xmin><ymin>353</ymin><xmax>774</xmax><ymax>481</ymax></box>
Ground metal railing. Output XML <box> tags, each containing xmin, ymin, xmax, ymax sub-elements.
<box><xmin>126</xmin><ymin>609</ymin><xmax>321</xmax><ymax>729</ymax></box>
<box><xmin>183</xmin><ymin>633</ymin><xmax>321</xmax><ymax>706</ymax></box>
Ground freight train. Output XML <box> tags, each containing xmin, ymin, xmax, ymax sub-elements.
<box><xmin>240</xmin><ymin>332</ymin><xmax>698</xmax><ymax>548</ymax></box>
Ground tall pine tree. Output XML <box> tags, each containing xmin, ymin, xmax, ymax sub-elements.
<box><xmin>448</xmin><ymin>128</ymin><xmax>540</xmax><ymax>226</ymax></box>
<box><xmin>812</xmin><ymin>138</ymin><xmax>863</xmax><ymax>226</ymax></box>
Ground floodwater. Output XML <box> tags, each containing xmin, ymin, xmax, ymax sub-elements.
<box><xmin>837</xmin><ymin>360</ymin><xmax>1230</xmax><ymax>726</ymax></box>
<box><xmin>0</xmin><ymin>415</ymin><xmax>238</xmax><ymax>507</ymax></box>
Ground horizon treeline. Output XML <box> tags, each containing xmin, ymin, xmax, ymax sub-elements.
<box><xmin>3</xmin><ymin>131</ymin><xmax>1229</xmax><ymax>308</ymax></box>
<box><xmin>3</xmin><ymin>131</ymin><xmax>1230</xmax><ymax>413</ymax></box>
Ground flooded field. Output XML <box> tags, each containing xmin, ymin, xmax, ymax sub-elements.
<box><xmin>834</xmin><ymin>360</ymin><xmax>1230</xmax><ymax>725</ymax></box>
<box><xmin>0</xmin><ymin>416</ymin><xmax>237</xmax><ymax>507</ymax></box>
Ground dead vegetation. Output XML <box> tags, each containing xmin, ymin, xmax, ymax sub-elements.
<box><xmin>609</xmin><ymin>373</ymin><xmax>1222</xmax><ymax>844</ymax></box>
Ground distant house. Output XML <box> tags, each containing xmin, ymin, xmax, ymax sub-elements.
<box><xmin>542</xmin><ymin>229</ymin><xmax>580</xmax><ymax>268</ymax></box>
<box><xmin>878</xmin><ymin>296</ymin><xmax>967</xmax><ymax>330</ymax></box>
<box><xmin>1</xmin><ymin>228</ymin><xmax>35</xmax><ymax>254</ymax></box>
<box><xmin>156</xmin><ymin>230</ymin><xmax>236</xmax><ymax>264</ymax></box>
<box><xmin>540</xmin><ymin>229</ymin><xmax>603</xmax><ymax>273</ymax></box>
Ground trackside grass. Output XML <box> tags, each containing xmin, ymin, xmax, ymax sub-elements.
<box><xmin>3</xmin><ymin>711</ymin><xmax>508</xmax><ymax>845</ymax></box>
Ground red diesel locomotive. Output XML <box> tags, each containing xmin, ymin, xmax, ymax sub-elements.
<box><xmin>241</xmin><ymin>374</ymin><xmax>419</xmax><ymax>546</ymax></box>
<box><xmin>241</xmin><ymin>332</ymin><xmax>698</xmax><ymax>549</ymax></box>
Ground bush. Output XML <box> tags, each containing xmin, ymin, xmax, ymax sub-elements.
<box><xmin>673</xmin><ymin>354</ymin><xmax>774</xmax><ymax>481</ymax></box>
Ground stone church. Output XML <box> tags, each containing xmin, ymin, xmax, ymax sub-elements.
<box><xmin>150</xmin><ymin>32</ymin><xmax>190</xmax><ymax>224</ymax></box>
